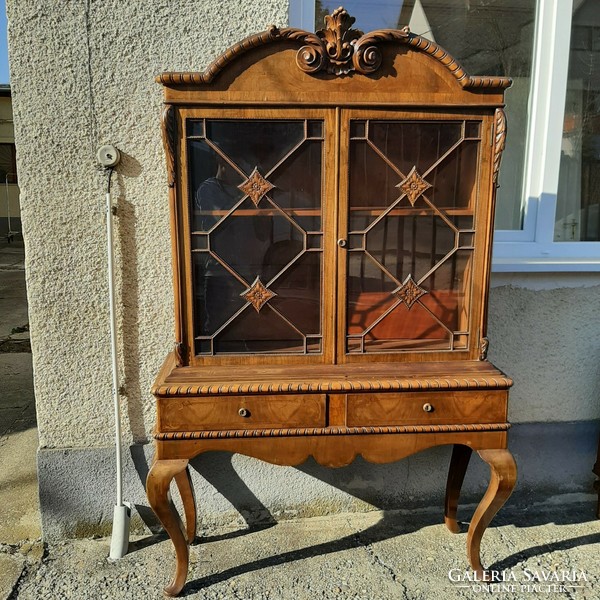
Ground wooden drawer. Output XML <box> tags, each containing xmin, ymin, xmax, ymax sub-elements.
<box><xmin>157</xmin><ymin>394</ymin><xmax>327</xmax><ymax>432</ymax></box>
<box><xmin>346</xmin><ymin>391</ymin><xmax>507</xmax><ymax>427</ymax></box>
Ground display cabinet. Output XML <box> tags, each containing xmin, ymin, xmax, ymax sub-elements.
<box><xmin>147</xmin><ymin>9</ymin><xmax>516</xmax><ymax>596</ymax></box>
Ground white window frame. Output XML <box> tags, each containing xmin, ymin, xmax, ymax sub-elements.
<box><xmin>289</xmin><ymin>0</ymin><xmax>600</xmax><ymax>272</ymax></box>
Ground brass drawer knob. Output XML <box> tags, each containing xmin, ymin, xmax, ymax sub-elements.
<box><xmin>238</xmin><ymin>408</ymin><xmax>250</xmax><ymax>418</ymax></box>
<box><xmin>422</xmin><ymin>403</ymin><xmax>434</xmax><ymax>413</ymax></box>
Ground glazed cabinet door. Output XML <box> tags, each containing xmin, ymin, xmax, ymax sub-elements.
<box><xmin>179</xmin><ymin>109</ymin><xmax>337</xmax><ymax>365</ymax></box>
<box><xmin>337</xmin><ymin>110</ymin><xmax>494</xmax><ymax>362</ymax></box>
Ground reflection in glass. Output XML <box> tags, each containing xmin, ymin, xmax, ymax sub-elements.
<box><xmin>211</xmin><ymin>200</ymin><xmax>304</xmax><ymax>285</ymax></box>
<box><xmin>270</xmin><ymin>140</ymin><xmax>323</xmax><ymax>231</ymax></box>
<box><xmin>270</xmin><ymin>252</ymin><xmax>322</xmax><ymax>335</ymax></box>
<box><xmin>188</xmin><ymin>119</ymin><xmax>324</xmax><ymax>355</ymax></box>
<box><xmin>347</xmin><ymin>254</ymin><xmax>398</xmax><ymax>335</ymax></box>
<box><xmin>348</xmin><ymin>141</ymin><xmax>402</xmax><ymax>230</ymax></box>
<box><xmin>369</xmin><ymin>121</ymin><xmax>462</xmax><ymax>175</ymax></box>
<box><xmin>188</xmin><ymin>140</ymin><xmax>245</xmax><ymax>231</ymax></box>
<box><xmin>214</xmin><ymin>306</ymin><xmax>304</xmax><ymax>354</ymax></box>
<box><xmin>426</xmin><ymin>141</ymin><xmax>479</xmax><ymax>209</ymax></box>
<box><xmin>346</xmin><ymin>119</ymin><xmax>476</xmax><ymax>354</ymax></box>
<box><xmin>192</xmin><ymin>254</ymin><xmax>246</xmax><ymax>337</ymax></box>
<box><xmin>350</xmin><ymin>120</ymin><xmax>367</xmax><ymax>138</ymax></box>
<box><xmin>187</xmin><ymin>120</ymin><xmax>204</xmax><ymax>137</ymax></box>
<box><xmin>365</xmin><ymin>302</ymin><xmax>452</xmax><ymax>351</ymax></box>
<box><xmin>366</xmin><ymin>213</ymin><xmax>456</xmax><ymax>281</ymax></box>
<box><xmin>205</xmin><ymin>120</ymin><xmax>305</xmax><ymax>173</ymax></box>
<box><xmin>556</xmin><ymin>1</ymin><xmax>600</xmax><ymax>241</ymax></box>
<box><xmin>307</xmin><ymin>120</ymin><xmax>323</xmax><ymax>138</ymax></box>
<box><xmin>418</xmin><ymin>250</ymin><xmax>472</xmax><ymax>333</ymax></box>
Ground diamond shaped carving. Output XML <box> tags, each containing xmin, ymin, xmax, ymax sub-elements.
<box><xmin>238</xmin><ymin>167</ymin><xmax>275</xmax><ymax>207</ymax></box>
<box><xmin>397</xmin><ymin>166</ymin><xmax>432</xmax><ymax>206</ymax></box>
<box><xmin>392</xmin><ymin>275</ymin><xmax>428</xmax><ymax>309</ymax></box>
<box><xmin>241</xmin><ymin>277</ymin><xmax>277</xmax><ymax>312</ymax></box>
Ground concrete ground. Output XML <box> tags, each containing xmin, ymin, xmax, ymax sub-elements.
<box><xmin>0</xmin><ymin>238</ymin><xmax>43</xmax><ymax>599</ymax></box>
<box><xmin>8</xmin><ymin>504</ymin><xmax>600</xmax><ymax>600</ymax></box>
<box><xmin>2</xmin><ymin>239</ymin><xmax>600</xmax><ymax>600</ymax></box>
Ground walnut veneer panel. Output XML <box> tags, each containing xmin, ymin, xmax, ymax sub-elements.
<box><xmin>346</xmin><ymin>391</ymin><xmax>507</xmax><ymax>427</ymax></box>
<box><xmin>157</xmin><ymin>394</ymin><xmax>326</xmax><ymax>431</ymax></box>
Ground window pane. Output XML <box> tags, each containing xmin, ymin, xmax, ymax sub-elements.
<box><xmin>316</xmin><ymin>1</ymin><xmax>536</xmax><ymax>230</ymax></box>
<box><xmin>555</xmin><ymin>1</ymin><xmax>600</xmax><ymax>241</ymax></box>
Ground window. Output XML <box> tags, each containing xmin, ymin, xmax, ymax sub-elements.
<box><xmin>290</xmin><ymin>0</ymin><xmax>600</xmax><ymax>271</ymax></box>
<box><xmin>556</xmin><ymin>7</ymin><xmax>600</xmax><ymax>241</ymax></box>
<box><xmin>0</xmin><ymin>143</ymin><xmax>17</xmax><ymax>184</ymax></box>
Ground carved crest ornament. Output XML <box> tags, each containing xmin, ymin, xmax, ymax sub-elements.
<box><xmin>158</xmin><ymin>6</ymin><xmax>511</xmax><ymax>87</ymax></box>
<box><xmin>295</xmin><ymin>7</ymin><xmax>409</xmax><ymax>75</ymax></box>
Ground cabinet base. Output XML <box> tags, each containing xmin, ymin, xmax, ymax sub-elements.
<box><xmin>147</xmin><ymin>437</ymin><xmax>516</xmax><ymax>597</ymax></box>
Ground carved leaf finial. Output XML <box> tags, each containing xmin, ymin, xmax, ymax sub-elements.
<box><xmin>317</xmin><ymin>7</ymin><xmax>363</xmax><ymax>73</ymax></box>
<box><xmin>493</xmin><ymin>109</ymin><xmax>507</xmax><ymax>185</ymax></box>
<box><xmin>174</xmin><ymin>341</ymin><xmax>187</xmax><ymax>367</ymax></box>
<box><xmin>161</xmin><ymin>105</ymin><xmax>177</xmax><ymax>188</ymax></box>
<box><xmin>480</xmin><ymin>337</ymin><xmax>490</xmax><ymax>360</ymax></box>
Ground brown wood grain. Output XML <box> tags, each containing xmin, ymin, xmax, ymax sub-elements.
<box><xmin>157</xmin><ymin>394</ymin><xmax>327</xmax><ymax>431</ymax></box>
<box><xmin>149</xmin><ymin>10</ymin><xmax>515</xmax><ymax>596</ymax></box>
<box><xmin>346</xmin><ymin>391</ymin><xmax>507</xmax><ymax>427</ymax></box>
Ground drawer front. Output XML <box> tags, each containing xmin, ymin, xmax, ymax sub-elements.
<box><xmin>157</xmin><ymin>394</ymin><xmax>327</xmax><ymax>432</ymax></box>
<box><xmin>346</xmin><ymin>391</ymin><xmax>507</xmax><ymax>427</ymax></box>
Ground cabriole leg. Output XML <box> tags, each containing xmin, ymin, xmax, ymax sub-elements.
<box><xmin>147</xmin><ymin>459</ymin><xmax>191</xmax><ymax>597</ymax></box>
<box><xmin>175</xmin><ymin>465</ymin><xmax>197</xmax><ymax>543</ymax></box>
<box><xmin>467</xmin><ymin>449</ymin><xmax>517</xmax><ymax>576</ymax></box>
<box><xmin>444</xmin><ymin>444</ymin><xmax>473</xmax><ymax>533</ymax></box>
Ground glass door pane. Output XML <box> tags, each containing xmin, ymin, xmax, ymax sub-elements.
<box><xmin>187</xmin><ymin>119</ymin><xmax>324</xmax><ymax>356</ymax></box>
<box><xmin>345</xmin><ymin>119</ymin><xmax>478</xmax><ymax>354</ymax></box>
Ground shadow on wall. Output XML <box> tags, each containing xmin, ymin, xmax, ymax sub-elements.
<box><xmin>114</xmin><ymin>152</ymin><xmax>148</xmax><ymax>443</ymax></box>
<box><xmin>130</xmin><ymin>439</ymin><xmax>599</xmax><ymax>535</ymax></box>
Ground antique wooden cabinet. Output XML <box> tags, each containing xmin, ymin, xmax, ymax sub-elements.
<box><xmin>147</xmin><ymin>8</ymin><xmax>516</xmax><ymax>596</ymax></box>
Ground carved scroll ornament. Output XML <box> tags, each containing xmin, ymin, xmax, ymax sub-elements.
<box><xmin>296</xmin><ymin>7</ymin><xmax>409</xmax><ymax>75</ymax></box>
<box><xmin>158</xmin><ymin>7</ymin><xmax>511</xmax><ymax>87</ymax></box>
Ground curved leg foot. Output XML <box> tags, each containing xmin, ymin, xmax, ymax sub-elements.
<box><xmin>445</xmin><ymin>444</ymin><xmax>473</xmax><ymax>533</ymax></box>
<box><xmin>467</xmin><ymin>449</ymin><xmax>517</xmax><ymax>576</ymax></box>
<box><xmin>175</xmin><ymin>466</ymin><xmax>197</xmax><ymax>544</ymax></box>
<box><xmin>147</xmin><ymin>459</ymin><xmax>190</xmax><ymax>597</ymax></box>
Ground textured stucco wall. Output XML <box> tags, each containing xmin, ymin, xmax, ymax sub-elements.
<box><xmin>488</xmin><ymin>274</ymin><xmax>600</xmax><ymax>423</ymax></box>
<box><xmin>7</xmin><ymin>0</ymin><xmax>600</xmax><ymax>539</ymax></box>
<box><xmin>7</xmin><ymin>0</ymin><xmax>290</xmax><ymax>449</ymax></box>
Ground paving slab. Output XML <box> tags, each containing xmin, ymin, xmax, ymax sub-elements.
<box><xmin>0</xmin><ymin>553</ymin><xmax>25</xmax><ymax>600</ymax></box>
<box><xmin>0</xmin><ymin>354</ymin><xmax>35</xmax><ymax>436</ymax></box>
<box><xmin>0</xmin><ymin>240</ymin><xmax>25</xmax><ymax>271</ymax></box>
<box><xmin>0</xmin><ymin>427</ymin><xmax>41</xmax><ymax>546</ymax></box>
